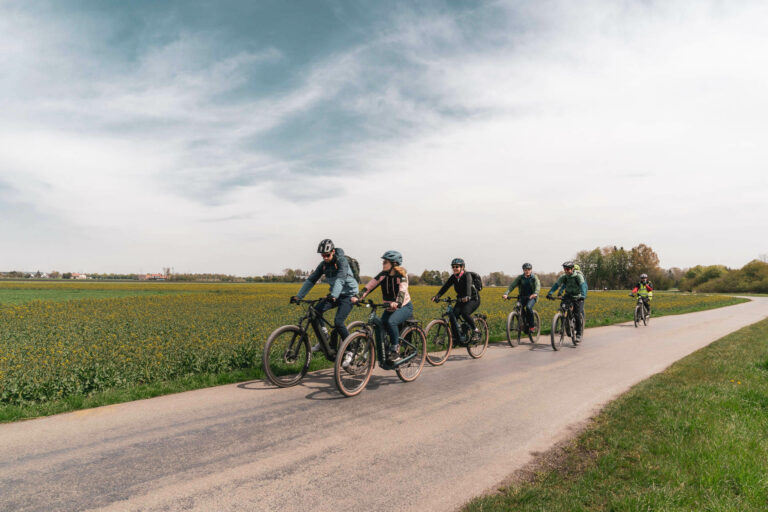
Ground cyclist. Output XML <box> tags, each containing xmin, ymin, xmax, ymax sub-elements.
<box><xmin>503</xmin><ymin>263</ymin><xmax>540</xmax><ymax>333</ymax></box>
<box><xmin>546</xmin><ymin>261</ymin><xmax>586</xmax><ymax>342</ymax></box>
<box><xmin>354</xmin><ymin>250</ymin><xmax>412</xmax><ymax>363</ymax></box>
<box><xmin>292</xmin><ymin>239</ymin><xmax>359</xmax><ymax>353</ymax></box>
<box><xmin>631</xmin><ymin>273</ymin><xmax>654</xmax><ymax>315</ymax></box>
<box><xmin>552</xmin><ymin>263</ymin><xmax>588</xmax><ymax>298</ymax></box>
<box><xmin>431</xmin><ymin>258</ymin><xmax>481</xmax><ymax>342</ymax></box>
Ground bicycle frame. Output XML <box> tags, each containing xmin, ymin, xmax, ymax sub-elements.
<box><xmin>435</xmin><ymin>297</ymin><xmax>472</xmax><ymax>342</ymax></box>
<box><xmin>357</xmin><ymin>301</ymin><xmax>419</xmax><ymax>371</ymax></box>
<box><xmin>294</xmin><ymin>299</ymin><xmax>340</xmax><ymax>361</ymax></box>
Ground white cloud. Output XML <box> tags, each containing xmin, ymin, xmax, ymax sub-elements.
<box><xmin>1</xmin><ymin>1</ymin><xmax>767</xmax><ymax>274</ymax></box>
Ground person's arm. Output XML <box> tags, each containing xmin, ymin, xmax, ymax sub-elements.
<box><xmin>548</xmin><ymin>275</ymin><xmax>564</xmax><ymax>296</ymax></box>
<box><xmin>465</xmin><ymin>272</ymin><xmax>472</xmax><ymax>298</ymax></box>
<box><xmin>435</xmin><ymin>276</ymin><xmax>454</xmax><ymax>298</ymax></box>
<box><xmin>577</xmin><ymin>273</ymin><xmax>587</xmax><ymax>297</ymax></box>
<box><xmin>533</xmin><ymin>275</ymin><xmax>541</xmax><ymax>296</ymax></box>
<box><xmin>631</xmin><ymin>284</ymin><xmax>639</xmax><ymax>294</ymax></box>
<box><xmin>396</xmin><ymin>275</ymin><xmax>409</xmax><ymax>306</ymax></box>
<box><xmin>296</xmin><ymin>263</ymin><xmax>323</xmax><ymax>299</ymax></box>
<box><xmin>359</xmin><ymin>273</ymin><xmax>384</xmax><ymax>299</ymax></box>
<box><xmin>505</xmin><ymin>275</ymin><xmax>521</xmax><ymax>296</ymax></box>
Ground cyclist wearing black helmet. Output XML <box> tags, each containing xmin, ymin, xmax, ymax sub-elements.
<box><xmin>292</xmin><ymin>239</ymin><xmax>359</xmax><ymax>352</ymax></box>
<box><xmin>547</xmin><ymin>261</ymin><xmax>586</xmax><ymax>342</ymax></box>
<box><xmin>354</xmin><ymin>250</ymin><xmax>412</xmax><ymax>363</ymax></box>
<box><xmin>503</xmin><ymin>263</ymin><xmax>541</xmax><ymax>333</ymax></box>
<box><xmin>432</xmin><ymin>258</ymin><xmax>481</xmax><ymax>342</ymax></box>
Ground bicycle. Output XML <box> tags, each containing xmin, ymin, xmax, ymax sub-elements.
<box><xmin>504</xmin><ymin>296</ymin><xmax>541</xmax><ymax>347</ymax></box>
<box><xmin>423</xmin><ymin>297</ymin><xmax>489</xmax><ymax>365</ymax></box>
<box><xmin>262</xmin><ymin>298</ymin><xmax>365</xmax><ymax>387</ymax></box>
<box><xmin>546</xmin><ymin>295</ymin><xmax>584</xmax><ymax>351</ymax></box>
<box><xmin>631</xmin><ymin>294</ymin><xmax>651</xmax><ymax>327</ymax></box>
<box><xmin>334</xmin><ymin>300</ymin><xmax>427</xmax><ymax>397</ymax></box>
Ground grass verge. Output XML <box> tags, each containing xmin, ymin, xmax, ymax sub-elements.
<box><xmin>464</xmin><ymin>317</ymin><xmax>768</xmax><ymax>512</ymax></box>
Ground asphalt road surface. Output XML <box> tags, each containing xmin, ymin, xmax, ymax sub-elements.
<box><xmin>2</xmin><ymin>297</ymin><xmax>766</xmax><ymax>512</ymax></box>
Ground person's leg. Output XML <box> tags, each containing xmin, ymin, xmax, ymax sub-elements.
<box><xmin>385</xmin><ymin>303</ymin><xmax>413</xmax><ymax>350</ymax></box>
<box><xmin>574</xmin><ymin>299</ymin><xmax>585</xmax><ymax>335</ymax></box>
<box><xmin>333</xmin><ymin>295</ymin><xmax>353</xmax><ymax>340</ymax></box>
<box><xmin>457</xmin><ymin>300</ymin><xmax>477</xmax><ymax>330</ymax></box>
<box><xmin>524</xmin><ymin>297</ymin><xmax>537</xmax><ymax>329</ymax></box>
<box><xmin>447</xmin><ymin>307</ymin><xmax>461</xmax><ymax>341</ymax></box>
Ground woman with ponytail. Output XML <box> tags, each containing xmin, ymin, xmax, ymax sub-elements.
<box><xmin>354</xmin><ymin>250</ymin><xmax>412</xmax><ymax>363</ymax></box>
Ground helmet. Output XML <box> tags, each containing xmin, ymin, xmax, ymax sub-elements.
<box><xmin>573</xmin><ymin>264</ymin><xmax>581</xmax><ymax>271</ymax></box>
<box><xmin>381</xmin><ymin>250</ymin><xmax>403</xmax><ymax>266</ymax></box>
<box><xmin>640</xmin><ymin>273</ymin><xmax>648</xmax><ymax>279</ymax></box>
<box><xmin>317</xmin><ymin>239</ymin><xmax>335</xmax><ymax>254</ymax></box>
<box><xmin>451</xmin><ymin>258</ymin><xmax>465</xmax><ymax>267</ymax></box>
<box><xmin>562</xmin><ymin>261</ymin><xmax>575</xmax><ymax>269</ymax></box>
<box><xmin>522</xmin><ymin>263</ymin><xmax>532</xmax><ymax>270</ymax></box>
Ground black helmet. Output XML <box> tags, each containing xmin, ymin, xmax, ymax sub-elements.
<box><xmin>522</xmin><ymin>263</ymin><xmax>532</xmax><ymax>270</ymax></box>
<box><xmin>451</xmin><ymin>258</ymin><xmax>465</xmax><ymax>267</ymax></box>
<box><xmin>640</xmin><ymin>273</ymin><xmax>648</xmax><ymax>279</ymax></box>
<box><xmin>562</xmin><ymin>261</ymin><xmax>575</xmax><ymax>269</ymax></box>
<box><xmin>317</xmin><ymin>239</ymin><xmax>335</xmax><ymax>254</ymax></box>
<box><xmin>381</xmin><ymin>250</ymin><xmax>403</xmax><ymax>266</ymax></box>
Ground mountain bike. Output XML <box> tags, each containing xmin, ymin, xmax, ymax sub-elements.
<box><xmin>334</xmin><ymin>301</ymin><xmax>427</xmax><ymax>397</ymax></box>
<box><xmin>423</xmin><ymin>297</ymin><xmax>489</xmax><ymax>365</ymax></box>
<box><xmin>262</xmin><ymin>298</ymin><xmax>365</xmax><ymax>387</ymax></box>
<box><xmin>547</xmin><ymin>295</ymin><xmax>584</xmax><ymax>351</ymax></box>
<box><xmin>504</xmin><ymin>296</ymin><xmax>541</xmax><ymax>347</ymax></box>
<box><xmin>631</xmin><ymin>294</ymin><xmax>651</xmax><ymax>327</ymax></box>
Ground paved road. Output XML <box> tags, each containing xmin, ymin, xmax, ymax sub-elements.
<box><xmin>2</xmin><ymin>298</ymin><xmax>766</xmax><ymax>512</ymax></box>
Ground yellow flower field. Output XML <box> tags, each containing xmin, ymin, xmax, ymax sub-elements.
<box><xmin>0</xmin><ymin>282</ymin><xmax>744</xmax><ymax>405</ymax></box>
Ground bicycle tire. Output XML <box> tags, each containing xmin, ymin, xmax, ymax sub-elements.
<box><xmin>334</xmin><ymin>331</ymin><xmax>375</xmax><ymax>397</ymax></box>
<box><xmin>396</xmin><ymin>327</ymin><xmax>427</xmax><ymax>382</ymax></box>
<box><xmin>506</xmin><ymin>311</ymin><xmax>521</xmax><ymax>347</ymax></box>
<box><xmin>263</xmin><ymin>325</ymin><xmax>310</xmax><ymax>387</ymax></box>
<box><xmin>424</xmin><ymin>318</ymin><xmax>453</xmax><ymax>366</ymax></box>
<box><xmin>530</xmin><ymin>311</ymin><xmax>541</xmax><ymax>343</ymax></box>
<box><xmin>551</xmin><ymin>313</ymin><xmax>565</xmax><ymax>351</ymax></box>
<box><xmin>634</xmin><ymin>305</ymin><xmax>641</xmax><ymax>328</ymax></box>
<box><xmin>467</xmin><ymin>316</ymin><xmax>489</xmax><ymax>359</ymax></box>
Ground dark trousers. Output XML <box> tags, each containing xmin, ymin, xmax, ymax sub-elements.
<box><xmin>381</xmin><ymin>302</ymin><xmax>414</xmax><ymax>350</ymax></box>
<box><xmin>314</xmin><ymin>295</ymin><xmax>354</xmax><ymax>341</ymax></box>
<box><xmin>520</xmin><ymin>296</ymin><xmax>537</xmax><ymax>328</ymax></box>
<box><xmin>449</xmin><ymin>298</ymin><xmax>479</xmax><ymax>340</ymax></box>
<box><xmin>572</xmin><ymin>297</ymin><xmax>585</xmax><ymax>335</ymax></box>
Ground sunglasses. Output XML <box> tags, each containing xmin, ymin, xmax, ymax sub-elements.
<box><xmin>321</xmin><ymin>253</ymin><xmax>333</xmax><ymax>258</ymax></box>
<box><xmin>451</xmin><ymin>265</ymin><xmax>462</xmax><ymax>268</ymax></box>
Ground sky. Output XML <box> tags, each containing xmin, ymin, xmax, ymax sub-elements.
<box><xmin>1</xmin><ymin>0</ymin><xmax>766</xmax><ymax>276</ymax></box>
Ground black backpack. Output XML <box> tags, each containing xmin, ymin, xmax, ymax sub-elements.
<box><xmin>469</xmin><ymin>271</ymin><xmax>483</xmax><ymax>292</ymax></box>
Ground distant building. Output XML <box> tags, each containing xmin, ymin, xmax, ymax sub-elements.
<box><xmin>71</xmin><ymin>273</ymin><xmax>88</xmax><ymax>280</ymax></box>
<box><xmin>139</xmin><ymin>273</ymin><xmax>168</xmax><ymax>281</ymax></box>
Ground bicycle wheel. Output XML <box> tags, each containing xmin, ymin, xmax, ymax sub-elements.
<box><xmin>570</xmin><ymin>316</ymin><xmax>579</xmax><ymax>346</ymax></box>
<box><xmin>396</xmin><ymin>327</ymin><xmax>427</xmax><ymax>382</ymax></box>
<box><xmin>506</xmin><ymin>311</ymin><xmax>521</xmax><ymax>347</ymax></box>
<box><xmin>530</xmin><ymin>311</ymin><xmax>541</xmax><ymax>343</ymax></box>
<box><xmin>263</xmin><ymin>325</ymin><xmax>310</xmax><ymax>387</ymax></box>
<box><xmin>424</xmin><ymin>319</ymin><xmax>453</xmax><ymax>366</ymax></box>
<box><xmin>551</xmin><ymin>313</ymin><xmax>565</xmax><ymax>351</ymax></box>
<box><xmin>634</xmin><ymin>305</ymin><xmax>641</xmax><ymax>328</ymax></box>
<box><xmin>467</xmin><ymin>316</ymin><xmax>489</xmax><ymax>359</ymax></box>
<box><xmin>334</xmin><ymin>331</ymin><xmax>375</xmax><ymax>397</ymax></box>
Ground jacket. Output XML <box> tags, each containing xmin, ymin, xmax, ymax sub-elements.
<box><xmin>296</xmin><ymin>248</ymin><xmax>359</xmax><ymax>299</ymax></box>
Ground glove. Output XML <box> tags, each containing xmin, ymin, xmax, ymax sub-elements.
<box><xmin>325</xmin><ymin>294</ymin><xmax>337</xmax><ymax>302</ymax></box>
<box><xmin>289</xmin><ymin>296</ymin><xmax>299</xmax><ymax>304</ymax></box>
<box><xmin>431</xmin><ymin>296</ymin><xmax>438</xmax><ymax>302</ymax></box>
<box><xmin>546</xmin><ymin>294</ymin><xmax>553</xmax><ymax>300</ymax></box>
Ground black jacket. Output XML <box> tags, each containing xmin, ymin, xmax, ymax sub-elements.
<box><xmin>436</xmin><ymin>271</ymin><xmax>477</xmax><ymax>300</ymax></box>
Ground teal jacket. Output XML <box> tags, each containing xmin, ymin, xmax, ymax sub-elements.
<box><xmin>506</xmin><ymin>274</ymin><xmax>541</xmax><ymax>297</ymax></box>
<box><xmin>297</xmin><ymin>248</ymin><xmax>359</xmax><ymax>299</ymax></box>
<box><xmin>549</xmin><ymin>271</ymin><xmax>587</xmax><ymax>297</ymax></box>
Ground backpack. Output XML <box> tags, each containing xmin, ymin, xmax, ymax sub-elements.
<box><xmin>469</xmin><ymin>271</ymin><xmax>483</xmax><ymax>292</ymax></box>
<box><xmin>345</xmin><ymin>256</ymin><xmax>361</xmax><ymax>283</ymax></box>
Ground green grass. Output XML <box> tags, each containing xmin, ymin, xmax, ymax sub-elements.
<box><xmin>0</xmin><ymin>288</ymin><xmax>184</xmax><ymax>304</ymax></box>
<box><xmin>464</xmin><ymin>318</ymin><xmax>768</xmax><ymax>512</ymax></box>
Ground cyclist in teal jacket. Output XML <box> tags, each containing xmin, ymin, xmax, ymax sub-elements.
<box><xmin>503</xmin><ymin>263</ymin><xmax>540</xmax><ymax>333</ymax></box>
<box><xmin>547</xmin><ymin>261</ymin><xmax>586</xmax><ymax>341</ymax></box>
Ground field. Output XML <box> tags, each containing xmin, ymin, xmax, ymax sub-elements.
<box><xmin>0</xmin><ymin>281</ymin><xmax>746</xmax><ymax>418</ymax></box>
